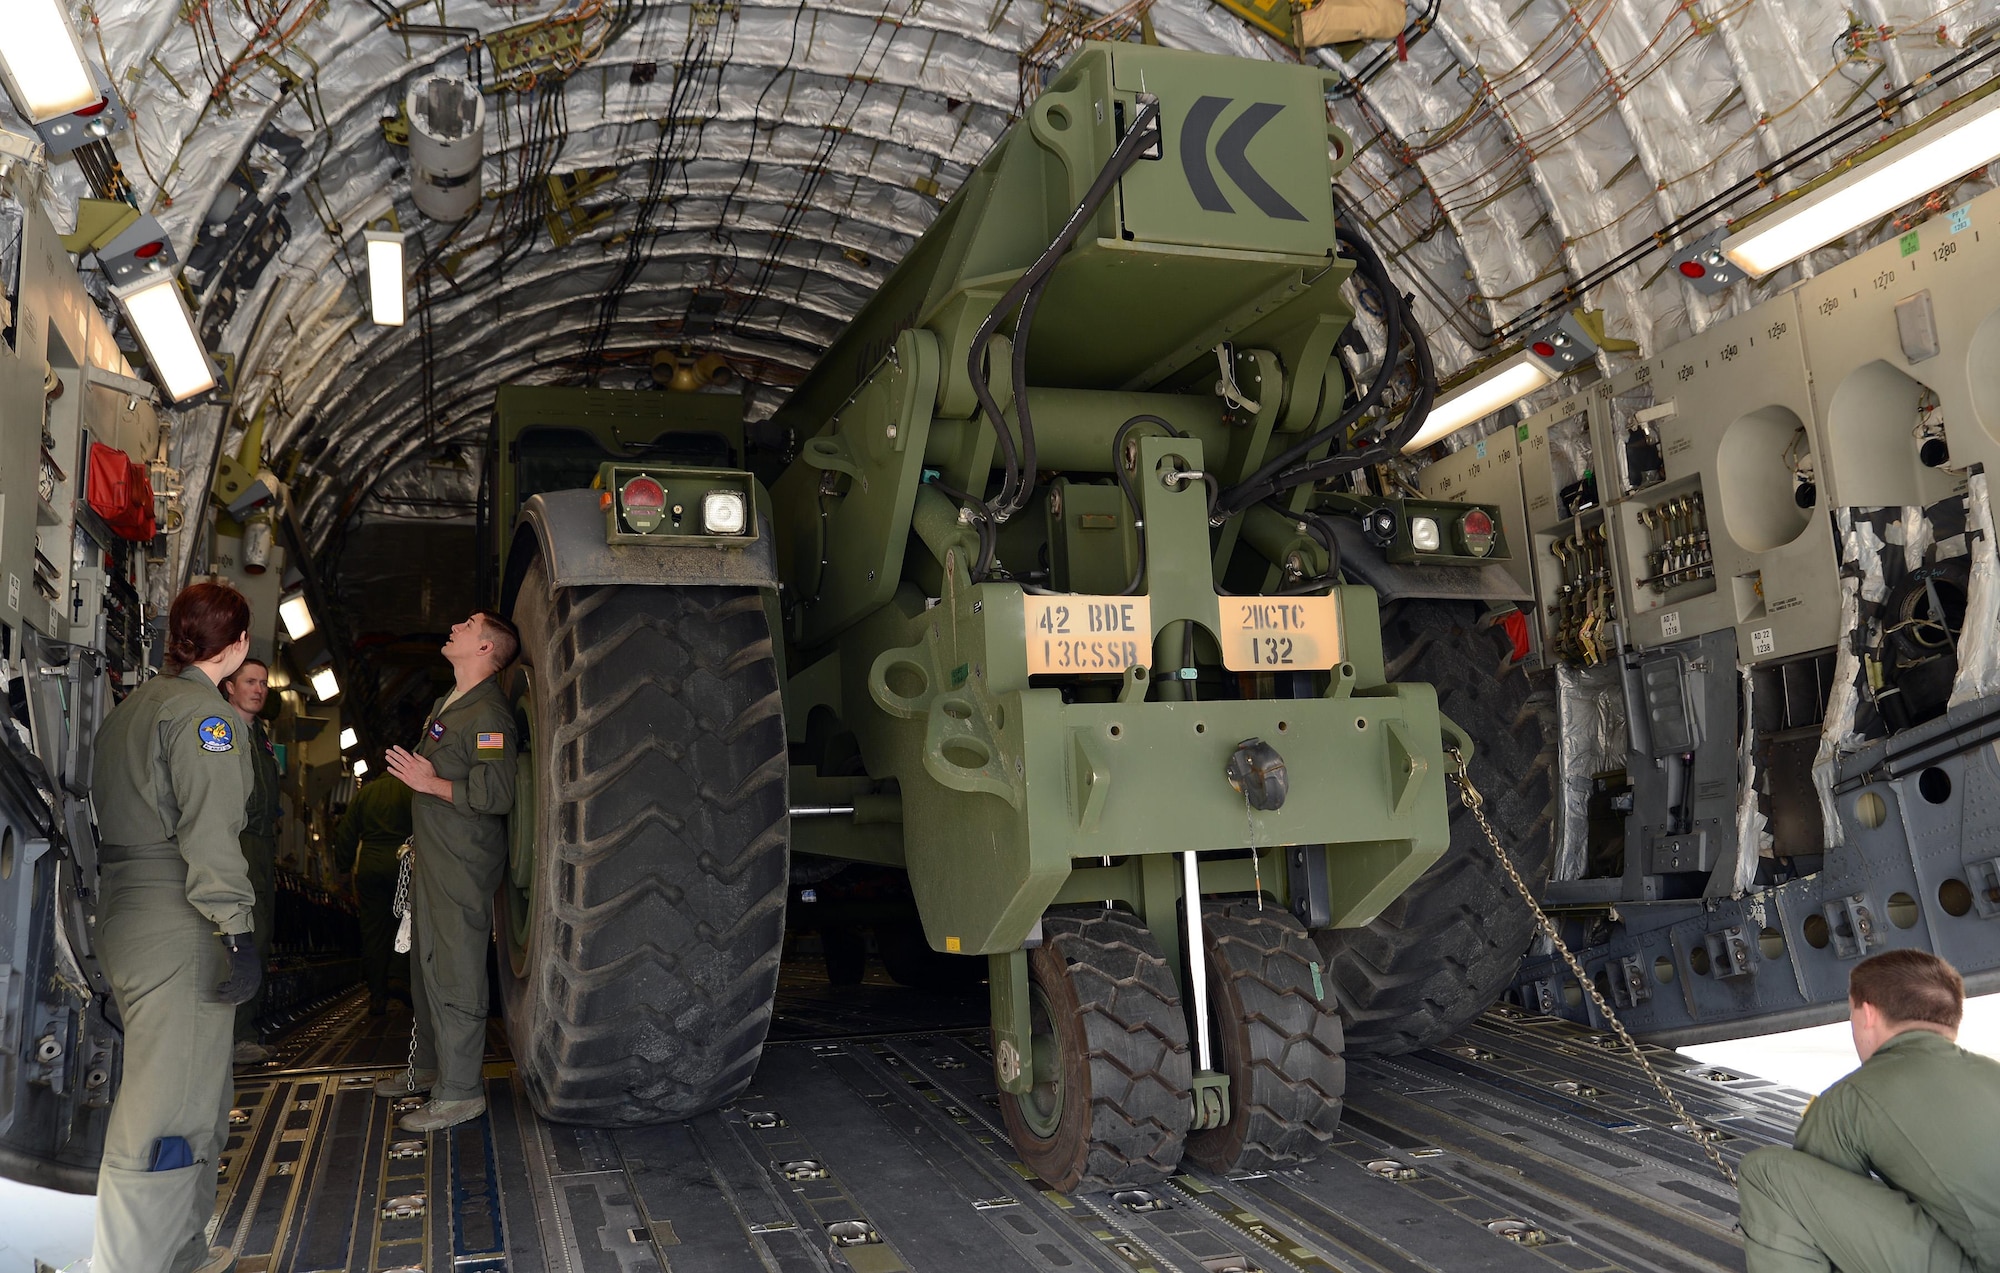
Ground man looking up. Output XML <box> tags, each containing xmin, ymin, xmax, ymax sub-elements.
<box><xmin>377</xmin><ymin>611</ymin><xmax>519</xmax><ymax>1133</ymax></box>
<box><xmin>219</xmin><ymin>658</ymin><xmax>280</xmax><ymax>1066</ymax></box>
<box><xmin>1738</xmin><ymin>949</ymin><xmax>2000</xmax><ymax>1272</ymax></box>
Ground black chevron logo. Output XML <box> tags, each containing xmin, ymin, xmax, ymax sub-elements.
<box><xmin>1179</xmin><ymin>96</ymin><xmax>1307</xmax><ymax>222</ymax></box>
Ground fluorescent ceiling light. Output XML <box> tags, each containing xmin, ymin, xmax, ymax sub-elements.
<box><xmin>1723</xmin><ymin>89</ymin><xmax>2000</xmax><ymax>277</ymax></box>
<box><xmin>279</xmin><ymin>594</ymin><xmax>316</xmax><ymax>640</ymax></box>
<box><xmin>308</xmin><ymin>666</ymin><xmax>341</xmax><ymax>701</ymax></box>
<box><xmin>1401</xmin><ymin>352</ymin><xmax>1555</xmax><ymax>453</ymax></box>
<box><xmin>0</xmin><ymin>1</ymin><xmax>100</xmax><ymax>122</ymax></box>
<box><xmin>114</xmin><ymin>276</ymin><xmax>215</xmax><ymax>401</ymax></box>
<box><xmin>352</xmin><ymin>758</ymin><xmax>369</xmax><ymax>778</ymax></box>
<box><xmin>339</xmin><ymin>727</ymin><xmax>358</xmax><ymax>750</ymax></box>
<box><xmin>364</xmin><ymin>229</ymin><xmax>406</xmax><ymax>326</ymax></box>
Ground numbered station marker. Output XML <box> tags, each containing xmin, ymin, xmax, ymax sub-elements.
<box><xmin>1024</xmin><ymin>595</ymin><xmax>1152</xmax><ymax>675</ymax></box>
<box><xmin>1217</xmin><ymin>596</ymin><xmax>1343</xmax><ymax>671</ymax></box>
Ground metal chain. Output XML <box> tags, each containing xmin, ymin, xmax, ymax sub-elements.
<box><xmin>391</xmin><ymin>843</ymin><xmax>413</xmax><ymax>919</ymax></box>
<box><xmin>1446</xmin><ymin>747</ymin><xmax>1737</xmax><ymax>1186</ymax></box>
<box><xmin>392</xmin><ymin>843</ymin><xmax>420</xmax><ymax>1095</ymax></box>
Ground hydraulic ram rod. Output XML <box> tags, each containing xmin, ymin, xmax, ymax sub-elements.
<box><xmin>1183</xmin><ymin>850</ymin><xmax>1213</xmax><ymax>1073</ymax></box>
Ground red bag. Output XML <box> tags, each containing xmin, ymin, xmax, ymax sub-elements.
<box><xmin>85</xmin><ymin>441</ymin><xmax>157</xmax><ymax>542</ymax></box>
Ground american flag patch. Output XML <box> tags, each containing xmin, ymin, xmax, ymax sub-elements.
<box><xmin>477</xmin><ymin>731</ymin><xmax>505</xmax><ymax>751</ymax></box>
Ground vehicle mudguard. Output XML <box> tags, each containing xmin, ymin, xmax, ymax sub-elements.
<box><xmin>500</xmin><ymin>489</ymin><xmax>779</xmax><ymax>614</ymax></box>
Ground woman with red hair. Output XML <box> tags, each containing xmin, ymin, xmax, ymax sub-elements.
<box><xmin>89</xmin><ymin>582</ymin><xmax>259</xmax><ymax>1273</ymax></box>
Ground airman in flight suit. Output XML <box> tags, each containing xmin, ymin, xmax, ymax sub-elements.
<box><xmin>377</xmin><ymin>611</ymin><xmax>519</xmax><ymax>1133</ymax></box>
<box><xmin>1738</xmin><ymin>949</ymin><xmax>2000</xmax><ymax>1273</ymax></box>
<box><xmin>221</xmin><ymin>657</ymin><xmax>280</xmax><ymax>1064</ymax></box>
<box><xmin>91</xmin><ymin>583</ymin><xmax>260</xmax><ymax>1273</ymax></box>
<box><xmin>335</xmin><ymin>773</ymin><xmax>414</xmax><ymax>1014</ymax></box>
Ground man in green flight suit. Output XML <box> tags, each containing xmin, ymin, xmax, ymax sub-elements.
<box><xmin>1738</xmin><ymin>949</ymin><xmax>2000</xmax><ymax>1272</ymax></box>
<box><xmin>220</xmin><ymin>658</ymin><xmax>280</xmax><ymax>1064</ymax></box>
<box><xmin>378</xmin><ymin>610</ymin><xmax>519</xmax><ymax>1132</ymax></box>
<box><xmin>336</xmin><ymin>771</ymin><xmax>413</xmax><ymax>1015</ymax></box>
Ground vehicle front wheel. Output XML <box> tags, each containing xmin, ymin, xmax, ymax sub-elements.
<box><xmin>998</xmin><ymin>908</ymin><xmax>1192</xmax><ymax>1191</ymax></box>
<box><xmin>499</xmin><ymin>558</ymin><xmax>789</xmax><ymax>1125</ymax></box>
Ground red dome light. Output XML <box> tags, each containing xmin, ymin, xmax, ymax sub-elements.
<box><xmin>134</xmin><ymin>241</ymin><xmax>165</xmax><ymax>259</ymax></box>
<box><xmin>1531</xmin><ymin>340</ymin><xmax>1556</xmax><ymax>358</ymax></box>
<box><xmin>76</xmin><ymin>98</ymin><xmax>110</xmax><ymax>117</ymax></box>
<box><xmin>1461</xmin><ymin>509</ymin><xmax>1494</xmax><ymax>537</ymax></box>
<box><xmin>1678</xmin><ymin>260</ymin><xmax>1707</xmax><ymax>279</ymax></box>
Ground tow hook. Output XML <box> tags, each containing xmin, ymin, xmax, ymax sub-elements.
<box><xmin>1226</xmin><ymin>737</ymin><xmax>1287</xmax><ymax>811</ymax></box>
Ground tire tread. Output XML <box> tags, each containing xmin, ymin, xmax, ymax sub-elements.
<box><xmin>506</xmin><ymin>566</ymin><xmax>787</xmax><ymax>1126</ymax></box>
<box><xmin>1314</xmin><ymin>601</ymin><xmax>1557</xmax><ymax>1055</ymax></box>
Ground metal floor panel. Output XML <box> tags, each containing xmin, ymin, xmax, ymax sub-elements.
<box><xmin>220</xmin><ymin>990</ymin><xmax>1787</xmax><ymax>1272</ymax></box>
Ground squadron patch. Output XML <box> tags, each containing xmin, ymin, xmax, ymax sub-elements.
<box><xmin>476</xmin><ymin>731</ymin><xmax>505</xmax><ymax>754</ymax></box>
<box><xmin>428</xmin><ymin>721</ymin><xmax>446</xmax><ymax>741</ymax></box>
<box><xmin>198</xmin><ymin>716</ymin><xmax>235</xmax><ymax>753</ymax></box>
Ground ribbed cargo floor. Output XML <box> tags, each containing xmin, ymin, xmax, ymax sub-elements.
<box><xmin>218</xmin><ymin>975</ymin><xmax>1796</xmax><ymax>1272</ymax></box>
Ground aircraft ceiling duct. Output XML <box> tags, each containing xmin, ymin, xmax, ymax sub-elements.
<box><xmin>405</xmin><ymin>76</ymin><xmax>485</xmax><ymax>222</ymax></box>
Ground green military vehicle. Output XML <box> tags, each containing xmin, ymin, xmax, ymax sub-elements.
<box><xmin>488</xmin><ymin>41</ymin><xmax>1547</xmax><ymax>1189</ymax></box>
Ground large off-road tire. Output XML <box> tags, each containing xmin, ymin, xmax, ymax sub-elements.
<box><xmin>499</xmin><ymin>558</ymin><xmax>788</xmax><ymax>1125</ymax></box>
<box><xmin>999</xmin><ymin>909</ymin><xmax>1192</xmax><ymax>1192</ymax></box>
<box><xmin>1314</xmin><ymin>599</ymin><xmax>1557</xmax><ymax>1054</ymax></box>
<box><xmin>1184</xmin><ymin>902</ymin><xmax>1345</xmax><ymax>1172</ymax></box>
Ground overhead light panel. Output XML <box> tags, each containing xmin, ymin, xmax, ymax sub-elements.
<box><xmin>114</xmin><ymin>276</ymin><xmax>215</xmax><ymax>401</ymax></box>
<box><xmin>279</xmin><ymin>594</ymin><xmax>316</xmax><ymax>640</ymax></box>
<box><xmin>308</xmin><ymin>666</ymin><xmax>341</xmax><ymax>701</ymax></box>
<box><xmin>1723</xmin><ymin>88</ymin><xmax>2000</xmax><ymax>278</ymax></box>
<box><xmin>1401</xmin><ymin>351</ymin><xmax>1555</xmax><ymax>454</ymax></box>
<box><xmin>339</xmin><ymin>727</ymin><xmax>358</xmax><ymax>751</ymax></box>
<box><xmin>0</xmin><ymin>1</ymin><xmax>100</xmax><ymax>123</ymax></box>
<box><xmin>364</xmin><ymin>229</ymin><xmax>406</xmax><ymax>326</ymax></box>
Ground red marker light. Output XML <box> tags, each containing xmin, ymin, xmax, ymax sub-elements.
<box><xmin>134</xmin><ymin>241</ymin><xmax>165</xmax><ymax>259</ymax></box>
<box><xmin>622</xmin><ymin>475</ymin><xmax>665</xmax><ymax>508</ymax></box>
<box><xmin>619</xmin><ymin>474</ymin><xmax>669</xmax><ymax>533</ymax></box>
<box><xmin>1678</xmin><ymin>260</ymin><xmax>1707</xmax><ymax>279</ymax></box>
<box><xmin>1531</xmin><ymin>340</ymin><xmax>1556</xmax><ymax>358</ymax></box>
<box><xmin>76</xmin><ymin>98</ymin><xmax>110</xmax><ymax>117</ymax></box>
<box><xmin>1458</xmin><ymin>508</ymin><xmax>1497</xmax><ymax>557</ymax></box>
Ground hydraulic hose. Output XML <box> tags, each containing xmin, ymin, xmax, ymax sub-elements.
<box><xmin>968</xmin><ymin>98</ymin><xmax>1164</xmax><ymax>547</ymax></box>
<box><xmin>1217</xmin><ymin>247</ymin><xmax>1436</xmax><ymax>512</ymax></box>
<box><xmin>1213</xmin><ymin>220</ymin><xmax>1406</xmax><ymax>518</ymax></box>
<box><xmin>929</xmin><ymin>478</ymin><xmax>999</xmax><ymax>582</ymax></box>
<box><xmin>1272</xmin><ymin>288</ymin><xmax>1435</xmax><ymax>493</ymax></box>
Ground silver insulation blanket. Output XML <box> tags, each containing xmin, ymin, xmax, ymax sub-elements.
<box><xmin>1813</xmin><ymin>509</ymin><xmax>1880</xmax><ymax>850</ymax></box>
<box><xmin>1950</xmin><ymin>470</ymin><xmax>2000</xmax><ymax>708</ymax></box>
<box><xmin>1731</xmin><ymin>664</ymin><xmax>1766</xmax><ymax>896</ymax></box>
<box><xmin>1554</xmin><ymin>660</ymin><xmax>1627</xmax><ymax>882</ymax></box>
<box><xmin>0</xmin><ymin>0</ymin><xmax>1991</xmax><ymax>563</ymax></box>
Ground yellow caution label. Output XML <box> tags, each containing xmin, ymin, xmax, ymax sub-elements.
<box><xmin>945</xmin><ymin>936</ymin><xmax>962</xmax><ymax>952</ymax></box>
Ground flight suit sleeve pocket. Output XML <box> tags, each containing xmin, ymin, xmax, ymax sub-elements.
<box><xmin>455</xmin><ymin>710</ymin><xmax>517</xmax><ymax>817</ymax></box>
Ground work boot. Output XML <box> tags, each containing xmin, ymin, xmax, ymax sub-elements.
<box><xmin>374</xmin><ymin>1067</ymin><xmax>437</xmax><ymax>1098</ymax></box>
<box><xmin>231</xmin><ymin>1040</ymin><xmax>271</xmax><ymax>1065</ymax></box>
<box><xmin>193</xmin><ymin>1244</ymin><xmax>237</xmax><ymax>1273</ymax></box>
<box><xmin>397</xmin><ymin>1097</ymin><xmax>486</xmax><ymax>1133</ymax></box>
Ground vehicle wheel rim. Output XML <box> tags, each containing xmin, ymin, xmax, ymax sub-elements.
<box><xmin>1014</xmin><ymin>985</ymin><xmax>1065</xmax><ymax>1140</ymax></box>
